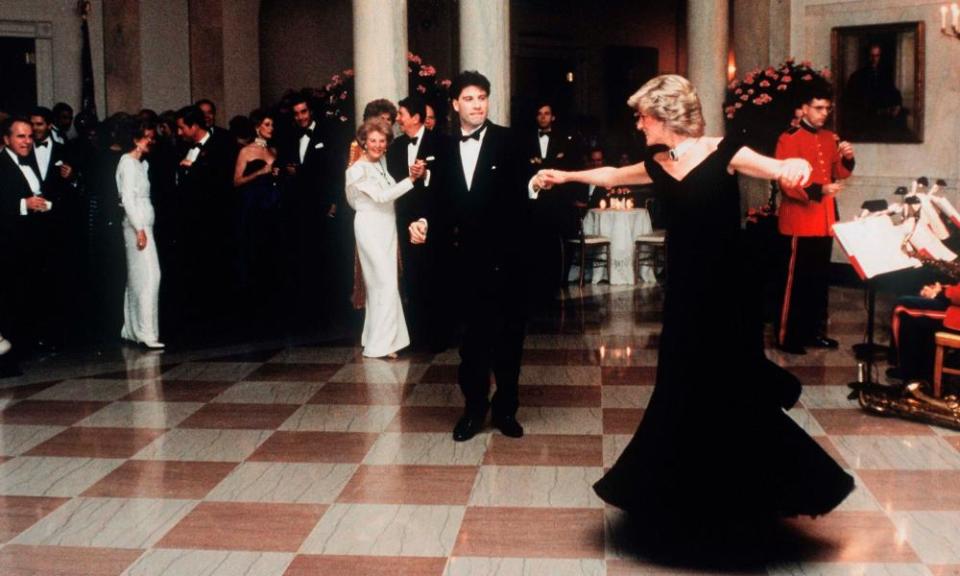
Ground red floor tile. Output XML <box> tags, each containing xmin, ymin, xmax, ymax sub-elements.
<box><xmin>483</xmin><ymin>434</ymin><xmax>603</xmax><ymax>466</ymax></box>
<box><xmin>386</xmin><ymin>406</ymin><xmax>463</xmax><ymax>432</ymax></box>
<box><xmin>780</xmin><ymin>511</ymin><xmax>919</xmax><ymax>562</ymax></box>
<box><xmin>307</xmin><ymin>383</ymin><xmax>411</xmax><ymax>405</ymax></box>
<box><xmin>0</xmin><ymin>496</ymin><xmax>71</xmax><ymax>543</ymax></box>
<box><xmin>857</xmin><ymin>470</ymin><xmax>960</xmax><ymax>510</ymax></box>
<box><xmin>0</xmin><ymin>544</ymin><xmax>143</xmax><ymax>575</ymax></box>
<box><xmin>81</xmin><ymin>460</ymin><xmax>238</xmax><ymax>499</ymax></box>
<box><xmin>122</xmin><ymin>380</ymin><xmax>234</xmax><ymax>402</ymax></box>
<box><xmin>248</xmin><ymin>431</ymin><xmax>379</xmax><ymax>463</ymax></box>
<box><xmin>336</xmin><ymin>465</ymin><xmax>478</xmax><ymax>505</ymax></box>
<box><xmin>156</xmin><ymin>501</ymin><xmax>327</xmax><ymax>552</ymax></box>
<box><xmin>603</xmin><ymin>408</ymin><xmax>645</xmax><ymax>434</ymax></box>
<box><xmin>284</xmin><ymin>555</ymin><xmax>446</xmax><ymax>576</ymax></box>
<box><xmin>519</xmin><ymin>385</ymin><xmax>601</xmax><ymax>407</ymax></box>
<box><xmin>810</xmin><ymin>409</ymin><xmax>936</xmax><ymax>436</ymax></box>
<box><xmin>205</xmin><ymin>349</ymin><xmax>284</xmax><ymax>362</ymax></box>
<box><xmin>177</xmin><ymin>403</ymin><xmax>299</xmax><ymax>429</ymax></box>
<box><xmin>453</xmin><ymin>507</ymin><xmax>604</xmax><ymax>558</ymax></box>
<box><xmin>522</xmin><ymin>349</ymin><xmax>602</xmax><ymax>365</ymax></box>
<box><xmin>0</xmin><ymin>400</ymin><xmax>110</xmax><ymax>426</ymax></box>
<box><xmin>25</xmin><ymin>427</ymin><xmax>166</xmax><ymax>458</ymax></box>
<box><xmin>789</xmin><ymin>366</ymin><xmax>858</xmax><ymax>386</ymax></box>
<box><xmin>0</xmin><ymin>381</ymin><xmax>59</xmax><ymax>400</ymax></box>
<box><xmin>418</xmin><ymin>365</ymin><xmax>459</xmax><ymax>384</ymax></box>
<box><xmin>244</xmin><ymin>363</ymin><xmax>341</xmax><ymax>382</ymax></box>
<box><xmin>928</xmin><ymin>565</ymin><xmax>960</xmax><ymax>576</ymax></box>
<box><xmin>601</xmin><ymin>367</ymin><xmax>657</xmax><ymax>386</ymax></box>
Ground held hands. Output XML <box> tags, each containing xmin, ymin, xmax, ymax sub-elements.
<box><xmin>838</xmin><ymin>141</ymin><xmax>855</xmax><ymax>160</ymax></box>
<box><xmin>409</xmin><ymin>160</ymin><xmax>427</xmax><ymax>182</ymax></box>
<box><xmin>136</xmin><ymin>230</ymin><xmax>148</xmax><ymax>251</ymax></box>
<box><xmin>921</xmin><ymin>282</ymin><xmax>943</xmax><ymax>299</ymax></box>
<box><xmin>535</xmin><ymin>169</ymin><xmax>565</xmax><ymax>191</ymax></box>
<box><xmin>777</xmin><ymin>159</ymin><xmax>812</xmax><ymax>190</ymax></box>
<box><xmin>24</xmin><ymin>197</ymin><xmax>49</xmax><ymax>212</ymax></box>
<box><xmin>409</xmin><ymin>220</ymin><xmax>428</xmax><ymax>245</ymax></box>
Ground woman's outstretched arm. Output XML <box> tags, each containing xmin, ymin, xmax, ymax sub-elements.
<box><xmin>729</xmin><ymin>146</ymin><xmax>811</xmax><ymax>190</ymax></box>
<box><xmin>536</xmin><ymin>162</ymin><xmax>652</xmax><ymax>192</ymax></box>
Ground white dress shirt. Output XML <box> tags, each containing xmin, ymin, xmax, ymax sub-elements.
<box><xmin>299</xmin><ymin>121</ymin><xmax>316</xmax><ymax>163</ymax></box>
<box><xmin>34</xmin><ymin>137</ymin><xmax>52</xmax><ymax>180</ymax></box>
<box><xmin>538</xmin><ymin>132</ymin><xmax>550</xmax><ymax>159</ymax></box>
<box><xmin>185</xmin><ymin>131</ymin><xmax>210</xmax><ymax>164</ymax></box>
<box><xmin>459</xmin><ymin>125</ymin><xmax>487</xmax><ymax>192</ymax></box>
<box><xmin>5</xmin><ymin>148</ymin><xmax>47</xmax><ymax>216</ymax></box>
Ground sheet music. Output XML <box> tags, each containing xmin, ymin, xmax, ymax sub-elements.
<box><xmin>909</xmin><ymin>218</ymin><xmax>958</xmax><ymax>262</ymax></box>
<box><xmin>929</xmin><ymin>194</ymin><xmax>960</xmax><ymax>228</ymax></box>
<box><xmin>832</xmin><ymin>216</ymin><xmax>921</xmax><ymax>279</ymax></box>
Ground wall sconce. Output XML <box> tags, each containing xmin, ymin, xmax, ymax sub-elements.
<box><xmin>566</xmin><ymin>72</ymin><xmax>575</xmax><ymax>83</ymax></box>
<box><xmin>941</xmin><ymin>3</ymin><xmax>960</xmax><ymax>38</ymax></box>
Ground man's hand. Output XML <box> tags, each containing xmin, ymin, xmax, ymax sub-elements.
<box><xmin>777</xmin><ymin>158</ymin><xmax>811</xmax><ymax>190</ymax></box>
<box><xmin>823</xmin><ymin>182</ymin><xmax>843</xmax><ymax>195</ymax></box>
<box><xmin>536</xmin><ymin>169</ymin><xmax>566</xmax><ymax>190</ymax></box>
<box><xmin>409</xmin><ymin>220</ymin><xmax>428</xmax><ymax>245</ymax></box>
<box><xmin>327</xmin><ymin>204</ymin><xmax>337</xmax><ymax>218</ymax></box>
<box><xmin>25</xmin><ymin>197</ymin><xmax>48</xmax><ymax>212</ymax></box>
<box><xmin>409</xmin><ymin>160</ymin><xmax>427</xmax><ymax>181</ymax></box>
<box><xmin>921</xmin><ymin>282</ymin><xmax>943</xmax><ymax>299</ymax></box>
<box><xmin>838</xmin><ymin>141</ymin><xmax>855</xmax><ymax>160</ymax></box>
<box><xmin>59</xmin><ymin>162</ymin><xmax>73</xmax><ymax>180</ymax></box>
<box><xmin>136</xmin><ymin>229</ymin><xmax>148</xmax><ymax>251</ymax></box>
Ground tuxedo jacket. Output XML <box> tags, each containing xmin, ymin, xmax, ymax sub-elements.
<box><xmin>279</xmin><ymin>122</ymin><xmax>339</xmax><ymax>213</ymax></box>
<box><xmin>436</xmin><ymin>123</ymin><xmax>530</xmax><ymax>286</ymax></box>
<box><xmin>386</xmin><ymin>129</ymin><xmax>448</xmax><ymax>240</ymax></box>
<box><xmin>0</xmin><ymin>151</ymin><xmax>38</xmax><ymax>266</ymax></box>
<box><xmin>520</xmin><ymin>128</ymin><xmax>580</xmax><ymax>179</ymax></box>
<box><xmin>176</xmin><ymin>130</ymin><xmax>235</xmax><ymax>205</ymax></box>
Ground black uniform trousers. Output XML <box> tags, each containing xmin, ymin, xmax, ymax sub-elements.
<box><xmin>778</xmin><ymin>235</ymin><xmax>833</xmax><ymax>347</ymax></box>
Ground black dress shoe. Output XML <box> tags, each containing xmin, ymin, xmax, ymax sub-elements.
<box><xmin>453</xmin><ymin>415</ymin><xmax>484</xmax><ymax>442</ymax></box>
<box><xmin>493</xmin><ymin>416</ymin><xmax>524</xmax><ymax>438</ymax></box>
<box><xmin>807</xmin><ymin>336</ymin><xmax>839</xmax><ymax>349</ymax></box>
<box><xmin>777</xmin><ymin>342</ymin><xmax>807</xmax><ymax>355</ymax></box>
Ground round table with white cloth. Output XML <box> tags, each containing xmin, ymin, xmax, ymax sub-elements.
<box><xmin>582</xmin><ymin>208</ymin><xmax>655</xmax><ymax>285</ymax></box>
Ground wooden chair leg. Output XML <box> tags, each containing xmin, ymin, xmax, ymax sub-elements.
<box><xmin>934</xmin><ymin>344</ymin><xmax>945</xmax><ymax>398</ymax></box>
<box><xmin>578</xmin><ymin>244</ymin><xmax>585</xmax><ymax>289</ymax></box>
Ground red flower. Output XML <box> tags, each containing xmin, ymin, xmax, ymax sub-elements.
<box><xmin>801</xmin><ymin>74</ymin><xmax>812</xmax><ymax>81</ymax></box>
<box><xmin>740</xmin><ymin>94</ymin><xmax>749</xmax><ymax>101</ymax></box>
<box><xmin>759</xmin><ymin>80</ymin><xmax>770</xmax><ymax>88</ymax></box>
<box><xmin>781</xmin><ymin>75</ymin><xmax>792</xmax><ymax>83</ymax></box>
<box><xmin>776</xmin><ymin>84</ymin><xmax>788</xmax><ymax>91</ymax></box>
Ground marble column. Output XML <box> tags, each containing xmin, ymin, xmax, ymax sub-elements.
<box><xmin>352</xmin><ymin>0</ymin><xmax>408</xmax><ymax>124</ymax></box>
<box><xmin>687</xmin><ymin>0</ymin><xmax>728</xmax><ymax>137</ymax></box>
<box><xmin>459</xmin><ymin>0</ymin><xmax>510</xmax><ymax>125</ymax></box>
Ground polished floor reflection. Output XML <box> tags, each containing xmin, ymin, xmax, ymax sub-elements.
<box><xmin>0</xmin><ymin>285</ymin><xmax>958</xmax><ymax>575</ymax></box>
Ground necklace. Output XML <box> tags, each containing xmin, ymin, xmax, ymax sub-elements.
<box><xmin>254</xmin><ymin>137</ymin><xmax>268</xmax><ymax>148</ymax></box>
<box><xmin>668</xmin><ymin>137</ymin><xmax>699</xmax><ymax>161</ymax></box>
<box><xmin>372</xmin><ymin>158</ymin><xmax>389</xmax><ymax>180</ymax></box>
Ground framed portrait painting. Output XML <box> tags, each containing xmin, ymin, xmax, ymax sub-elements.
<box><xmin>831</xmin><ymin>22</ymin><xmax>925</xmax><ymax>143</ymax></box>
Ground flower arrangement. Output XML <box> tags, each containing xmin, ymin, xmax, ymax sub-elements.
<box><xmin>723</xmin><ymin>58</ymin><xmax>832</xmax><ymax>154</ymax></box>
<box><xmin>313</xmin><ymin>53</ymin><xmax>451</xmax><ymax>125</ymax></box>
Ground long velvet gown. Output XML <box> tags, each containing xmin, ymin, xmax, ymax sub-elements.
<box><xmin>594</xmin><ymin>137</ymin><xmax>854</xmax><ymax>537</ymax></box>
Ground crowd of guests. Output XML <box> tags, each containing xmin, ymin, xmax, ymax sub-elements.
<box><xmin>2</xmin><ymin>82</ymin><xmax>642</xmax><ymax>377</ymax></box>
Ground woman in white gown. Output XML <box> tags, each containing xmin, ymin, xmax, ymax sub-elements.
<box><xmin>346</xmin><ymin>118</ymin><xmax>426</xmax><ymax>358</ymax></box>
<box><xmin>116</xmin><ymin>118</ymin><xmax>163</xmax><ymax>349</ymax></box>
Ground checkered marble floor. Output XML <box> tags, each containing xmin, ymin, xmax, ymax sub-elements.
<box><xmin>0</xmin><ymin>285</ymin><xmax>958</xmax><ymax>575</ymax></box>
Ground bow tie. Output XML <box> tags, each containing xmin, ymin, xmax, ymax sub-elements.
<box><xmin>36</xmin><ymin>140</ymin><xmax>49</xmax><ymax>148</ymax></box>
<box><xmin>460</xmin><ymin>123</ymin><xmax>488</xmax><ymax>143</ymax></box>
<box><xmin>409</xmin><ymin>136</ymin><xmax>419</xmax><ymax>146</ymax></box>
<box><xmin>538</xmin><ymin>130</ymin><xmax>551</xmax><ymax>138</ymax></box>
<box><xmin>301</xmin><ymin>128</ymin><xmax>314</xmax><ymax>139</ymax></box>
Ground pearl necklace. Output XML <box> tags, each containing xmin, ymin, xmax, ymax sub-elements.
<box><xmin>254</xmin><ymin>137</ymin><xmax>268</xmax><ymax>148</ymax></box>
<box><xmin>668</xmin><ymin>137</ymin><xmax>699</xmax><ymax>161</ymax></box>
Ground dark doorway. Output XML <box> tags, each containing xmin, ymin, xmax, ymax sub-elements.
<box><xmin>0</xmin><ymin>37</ymin><xmax>38</xmax><ymax>115</ymax></box>
<box><xmin>604</xmin><ymin>45</ymin><xmax>659</xmax><ymax>160</ymax></box>
<box><xmin>513</xmin><ymin>53</ymin><xmax>578</xmax><ymax>130</ymax></box>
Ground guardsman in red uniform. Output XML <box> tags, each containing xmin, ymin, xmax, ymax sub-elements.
<box><xmin>775</xmin><ymin>86</ymin><xmax>855</xmax><ymax>354</ymax></box>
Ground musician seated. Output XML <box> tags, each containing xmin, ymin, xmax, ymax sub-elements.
<box><xmin>889</xmin><ymin>282</ymin><xmax>960</xmax><ymax>381</ymax></box>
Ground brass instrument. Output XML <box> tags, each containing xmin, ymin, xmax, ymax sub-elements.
<box><xmin>858</xmin><ymin>381</ymin><xmax>960</xmax><ymax>431</ymax></box>
<box><xmin>854</xmin><ymin>212</ymin><xmax>960</xmax><ymax>431</ymax></box>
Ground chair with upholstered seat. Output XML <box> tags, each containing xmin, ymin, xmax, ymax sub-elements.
<box><xmin>933</xmin><ymin>331</ymin><xmax>960</xmax><ymax>398</ymax></box>
<box><xmin>635</xmin><ymin>229</ymin><xmax>666</xmax><ymax>283</ymax></box>
<box><xmin>563</xmin><ymin>217</ymin><xmax>611</xmax><ymax>289</ymax></box>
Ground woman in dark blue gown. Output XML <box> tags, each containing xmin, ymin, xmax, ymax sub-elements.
<box><xmin>537</xmin><ymin>75</ymin><xmax>854</xmax><ymax>544</ymax></box>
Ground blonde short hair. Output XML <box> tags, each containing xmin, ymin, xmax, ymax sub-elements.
<box><xmin>356</xmin><ymin>117</ymin><xmax>393</xmax><ymax>147</ymax></box>
<box><xmin>627</xmin><ymin>74</ymin><xmax>705</xmax><ymax>138</ymax></box>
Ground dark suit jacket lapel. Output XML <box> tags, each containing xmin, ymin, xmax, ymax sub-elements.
<box><xmin>453</xmin><ymin>137</ymin><xmax>468</xmax><ymax>195</ymax></box>
<box><xmin>469</xmin><ymin>128</ymin><xmax>496</xmax><ymax>192</ymax></box>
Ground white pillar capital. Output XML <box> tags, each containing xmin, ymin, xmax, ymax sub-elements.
<box><xmin>352</xmin><ymin>0</ymin><xmax>408</xmax><ymax>124</ymax></box>
<box><xmin>458</xmin><ymin>0</ymin><xmax>510</xmax><ymax>126</ymax></box>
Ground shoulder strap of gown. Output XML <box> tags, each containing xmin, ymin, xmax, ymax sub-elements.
<box><xmin>716</xmin><ymin>136</ymin><xmax>747</xmax><ymax>167</ymax></box>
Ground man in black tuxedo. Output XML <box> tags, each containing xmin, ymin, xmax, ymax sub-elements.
<box><xmin>51</xmin><ymin>102</ymin><xmax>74</xmax><ymax>144</ymax></box>
<box><xmin>410</xmin><ymin>71</ymin><xmax>533</xmax><ymax>441</ymax></box>
<box><xmin>196</xmin><ymin>99</ymin><xmax>224</xmax><ymax>136</ymax></box>
<box><xmin>173</xmin><ymin>105</ymin><xmax>236</xmax><ymax>324</ymax></box>
<box><xmin>0</xmin><ymin>117</ymin><xmax>54</xmax><ymax>373</ymax></box>
<box><xmin>387</xmin><ymin>95</ymin><xmax>449</xmax><ymax>352</ymax></box>
<box><xmin>278</xmin><ymin>93</ymin><xmax>339</xmax><ymax>325</ymax></box>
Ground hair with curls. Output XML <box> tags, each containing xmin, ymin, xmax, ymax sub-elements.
<box><xmin>450</xmin><ymin>70</ymin><xmax>491</xmax><ymax>99</ymax></box>
<box><xmin>627</xmin><ymin>74</ymin><xmax>705</xmax><ymax>138</ymax></box>
<box><xmin>118</xmin><ymin>116</ymin><xmax>156</xmax><ymax>153</ymax></box>
<box><xmin>356</xmin><ymin>117</ymin><xmax>393</xmax><ymax>148</ymax></box>
<box><xmin>362</xmin><ymin>99</ymin><xmax>398</xmax><ymax>122</ymax></box>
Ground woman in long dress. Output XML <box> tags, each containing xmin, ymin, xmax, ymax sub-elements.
<box><xmin>346</xmin><ymin>118</ymin><xmax>426</xmax><ymax>358</ymax></box>
<box><xmin>537</xmin><ymin>75</ymin><xmax>853</xmax><ymax>545</ymax></box>
<box><xmin>116</xmin><ymin>118</ymin><xmax>163</xmax><ymax>349</ymax></box>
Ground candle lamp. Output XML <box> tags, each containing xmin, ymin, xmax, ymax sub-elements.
<box><xmin>943</xmin><ymin>3</ymin><xmax>960</xmax><ymax>38</ymax></box>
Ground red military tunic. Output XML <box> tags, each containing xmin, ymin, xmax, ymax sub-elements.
<box><xmin>775</xmin><ymin>123</ymin><xmax>854</xmax><ymax>237</ymax></box>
